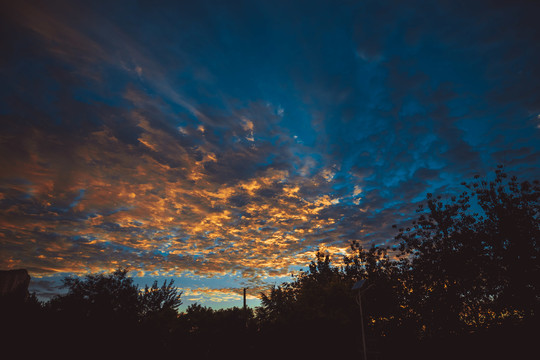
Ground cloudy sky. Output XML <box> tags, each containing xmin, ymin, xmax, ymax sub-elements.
<box><xmin>1</xmin><ymin>0</ymin><xmax>539</xmax><ymax>310</ymax></box>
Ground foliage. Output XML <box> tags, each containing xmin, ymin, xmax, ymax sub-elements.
<box><xmin>258</xmin><ymin>252</ymin><xmax>352</xmax><ymax>326</ymax></box>
<box><xmin>471</xmin><ymin>167</ymin><xmax>540</xmax><ymax>316</ymax></box>
<box><xmin>182</xmin><ymin>303</ymin><xmax>253</xmax><ymax>334</ymax></box>
<box><xmin>396</xmin><ymin>166</ymin><xmax>540</xmax><ymax>335</ymax></box>
<box><xmin>177</xmin><ymin>303</ymin><xmax>255</xmax><ymax>357</ymax></box>
<box><xmin>140</xmin><ymin>279</ymin><xmax>182</xmax><ymax>318</ymax></box>
<box><xmin>48</xmin><ymin>269</ymin><xmax>183</xmax><ymax>322</ymax></box>
<box><xmin>49</xmin><ymin>268</ymin><xmax>140</xmax><ymax>322</ymax></box>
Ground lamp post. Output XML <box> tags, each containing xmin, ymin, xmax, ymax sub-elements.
<box><xmin>352</xmin><ymin>279</ymin><xmax>372</xmax><ymax>360</ymax></box>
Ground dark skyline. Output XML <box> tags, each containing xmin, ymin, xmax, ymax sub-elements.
<box><xmin>1</xmin><ymin>0</ymin><xmax>539</xmax><ymax>310</ymax></box>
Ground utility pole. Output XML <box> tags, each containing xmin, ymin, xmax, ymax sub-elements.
<box><xmin>243</xmin><ymin>287</ymin><xmax>248</xmax><ymax>328</ymax></box>
<box><xmin>243</xmin><ymin>287</ymin><xmax>247</xmax><ymax>311</ymax></box>
<box><xmin>352</xmin><ymin>279</ymin><xmax>372</xmax><ymax>360</ymax></box>
<box><xmin>357</xmin><ymin>291</ymin><xmax>368</xmax><ymax>360</ymax></box>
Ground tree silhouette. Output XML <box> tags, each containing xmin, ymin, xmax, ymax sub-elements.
<box><xmin>257</xmin><ymin>251</ymin><xmax>370</xmax><ymax>357</ymax></box>
<box><xmin>178</xmin><ymin>303</ymin><xmax>255</xmax><ymax>358</ymax></box>
<box><xmin>344</xmin><ymin>243</ymin><xmax>407</xmax><ymax>340</ymax></box>
<box><xmin>49</xmin><ymin>268</ymin><xmax>140</xmax><ymax>322</ymax></box>
<box><xmin>396</xmin><ymin>166</ymin><xmax>539</xmax><ymax>336</ymax></box>
<box><xmin>44</xmin><ymin>269</ymin><xmax>141</xmax><ymax>356</ymax></box>
<box><xmin>44</xmin><ymin>268</ymin><xmax>184</xmax><ymax>357</ymax></box>
<box><xmin>140</xmin><ymin>279</ymin><xmax>182</xmax><ymax>318</ymax></box>
<box><xmin>470</xmin><ymin>167</ymin><xmax>540</xmax><ymax>317</ymax></box>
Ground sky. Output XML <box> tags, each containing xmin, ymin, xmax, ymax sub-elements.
<box><xmin>1</xmin><ymin>0</ymin><xmax>539</xmax><ymax>311</ymax></box>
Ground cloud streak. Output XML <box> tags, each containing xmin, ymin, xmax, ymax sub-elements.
<box><xmin>1</xmin><ymin>0</ymin><xmax>539</xmax><ymax>308</ymax></box>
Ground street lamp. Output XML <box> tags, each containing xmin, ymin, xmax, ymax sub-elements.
<box><xmin>352</xmin><ymin>279</ymin><xmax>372</xmax><ymax>360</ymax></box>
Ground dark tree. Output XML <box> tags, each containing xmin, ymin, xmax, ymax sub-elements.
<box><xmin>344</xmin><ymin>243</ymin><xmax>407</xmax><ymax>339</ymax></box>
<box><xmin>139</xmin><ymin>279</ymin><xmax>182</xmax><ymax>318</ymax></box>
<box><xmin>45</xmin><ymin>269</ymin><xmax>142</xmax><ymax>356</ymax></box>
<box><xmin>469</xmin><ymin>167</ymin><xmax>540</xmax><ymax>317</ymax></box>
<box><xmin>49</xmin><ymin>268</ymin><xmax>140</xmax><ymax>322</ymax></box>
<box><xmin>396</xmin><ymin>166</ymin><xmax>540</xmax><ymax>336</ymax></box>
<box><xmin>258</xmin><ymin>252</ymin><xmax>350</xmax><ymax>328</ymax></box>
<box><xmin>179</xmin><ymin>303</ymin><xmax>255</xmax><ymax>358</ymax></box>
<box><xmin>137</xmin><ymin>279</ymin><xmax>183</xmax><ymax>354</ymax></box>
<box><xmin>256</xmin><ymin>251</ymin><xmax>371</xmax><ymax>357</ymax></box>
<box><xmin>44</xmin><ymin>268</ymin><xmax>185</xmax><ymax>357</ymax></box>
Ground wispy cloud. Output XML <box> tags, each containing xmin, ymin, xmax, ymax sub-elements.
<box><xmin>1</xmin><ymin>0</ymin><xmax>539</xmax><ymax>306</ymax></box>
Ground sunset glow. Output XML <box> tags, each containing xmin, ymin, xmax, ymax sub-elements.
<box><xmin>1</xmin><ymin>0</ymin><xmax>539</xmax><ymax>310</ymax></box>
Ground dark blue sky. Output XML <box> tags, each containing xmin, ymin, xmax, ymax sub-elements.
<box><xmin>1</xmin><ymin>0</ymin><xmax>539</xmax><ymax>309</ymax></box>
